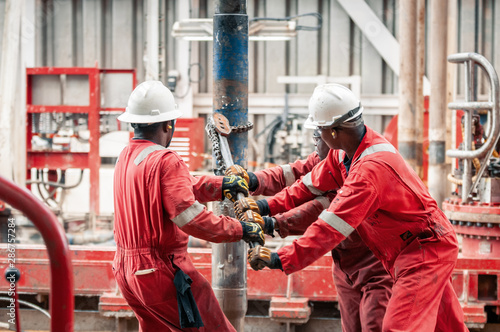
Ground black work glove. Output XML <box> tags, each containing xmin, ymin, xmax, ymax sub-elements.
<box><xmin>262</xmin><ymin>216</ymin><xmax>275</xmax><ymax>237</ymax></box>
<box><xmin>240</xmin><ymin>221</ymin><xmax>265</xmax><ymax>246</ymax></box>
<box><xmin>222</xmin><ymin>175</ymin><xmax>249</xmax><ymax>202</ymax></box>
<box><xmin>247</xmin><ymin>246</ymin><xmax>283</xmax><ymax>271</ymax></box>
<box><xmin>234</xmin><ymin>197</ymin><xmax>260</xmax><ymax>219</ymax></box>
<box><xmin>256</xmin><ymin>199</ymin><xmax>270</xmax><ymax>216</ymax></box>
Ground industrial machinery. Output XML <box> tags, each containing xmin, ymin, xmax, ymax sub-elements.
<box><xmin>442</xmin><ymin>53</ymin><xmax>500</xmax><ymax>328</ymax></box>
<box><xmin>26</xmin><ymin>67</ymin><xmax>136</xmax><ymax>222</ymax></box>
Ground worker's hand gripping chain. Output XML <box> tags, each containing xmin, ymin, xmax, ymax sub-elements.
<box><xmin>225</xmin><ymin>165</ymin><xmax>250</xmax><ymax>187</ymax></box>
<box><xmin>234</xmin><ymin>197</ymin><xmax>260</xmax><ymax>219</ymax></box>
<box><xmin>240</xmin><ymin>222</ymin><xmax>265</xmax><ymax>246</ymax></box>
<box><xmin>221</xmin><ymin>175</ymin><xmax>249</xmax><ymax>202</ymax></box>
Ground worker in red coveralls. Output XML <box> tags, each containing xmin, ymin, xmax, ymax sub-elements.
<box><xmin>228</xmin><ymin>128</ymin><xmax>393</xmax><ymax>332</ymax></box>
<box><xmin>245</xmin><ymin>84</ymin><xmax>468</xmax><ymax>331</ymax></box>
<box><xmin>112</xmin><ymin>81</ymin><xmax>265</xmax><ymax>332</ymax></box>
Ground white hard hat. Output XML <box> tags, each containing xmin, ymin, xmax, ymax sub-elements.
<box><xmin>118</xmin><ymin>81</ymin><xmax>182</xmax><ymax>124</ymax></box>
<box><xmin>304</xmin><ymin>83</ymin><xmax>363</xmax><ymax>128</ymax></box>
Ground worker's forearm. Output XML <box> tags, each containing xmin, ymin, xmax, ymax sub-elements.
<box><xmin>274</xmin><ymin>196</ymin><xmax>331</xmax><ymax>238</ymax></box>
<box><xmin>191</xmin><ymin>175</ymin><xmax>223</xmax><ymax>203</ymax></box>
<box><xmin>180</xmin><ymin>211</ymin><xmax>243</xmax><ymax>243</ymax></box>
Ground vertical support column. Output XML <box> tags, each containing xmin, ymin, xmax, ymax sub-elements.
<box><xmin>145</xmin><ymin>0</ymin><xmax>159</xmax><ymax>81</ymax></box>
<box><xmin>415</xmin><ymin>0</ymin><xmax>425</xmax><ymax>180</ymax></box>
<box><xmin>398</xmin><ymin>0</ymin><xmax>417</xmax><ymax>169</ymax></box>
<box><xmin>428</xmin><ymin>0</ymin><xmax>449</xmax><ymax>206</ymax></box>
<box><xmin>0</xmin><ymin>0</ymin><xmax>23</xmax><ymax>181</ymax></box>
<box><xmin>89</xmin><ymin>68</ymin><xmax>101</xmax><ymax>218</ymax></box>
<box><xmin>176</xmin><ymin>0</ymin><xmax>194</xmax><ymax>118</ymax></box>
<box><xmin>212</xmin><ymin>1</ymin><xmax>248</xmax><ymax>330</ymax></box>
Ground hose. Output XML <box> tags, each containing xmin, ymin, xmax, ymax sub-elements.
<box><xmin>0</xmin><ymin>296</ymin><xmax>51</xmax><ymax>318</ymax></box>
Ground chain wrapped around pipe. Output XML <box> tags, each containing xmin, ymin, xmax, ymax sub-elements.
<box><xmin>205</xmin><ymin>120</ymin><xmax>253</xmax><ymax>175</ymax></box>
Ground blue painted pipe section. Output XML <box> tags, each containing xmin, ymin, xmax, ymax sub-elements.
<box><xmin>213</xmin><ymin>12</ymin><xmax>248</xmax><ymax>167</ymax></box>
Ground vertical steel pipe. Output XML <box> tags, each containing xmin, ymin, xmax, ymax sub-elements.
<box><xmin>415</xmin><ymin>0</ymin><xmax>426</xmax><ymax>180</ymax></box>
<box><xmin>212</xmin><ymin>1</ymin><xmax>248</xmax><ymax>330</ymax></box>
<box><xmin>398</xmin><ymin>0</ymin><xmax>417</xmax><ymax>169</ymax></box>
<box><xmin>428</xmin><ymin>0</ymin><xmax>449</xmax><ymax>206</ymax></box>
<box><xmin>462</xmin><ymin>60</ymin><xmax>474</xmax><ymax>201</ymax></box>
<box><xmin>145</xmin><ymin>0</ymin><xmax>159</xmax><ymax>80</ymax></box>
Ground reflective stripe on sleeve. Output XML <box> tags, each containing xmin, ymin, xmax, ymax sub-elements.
<box><xmin>134</xmin><ymin>145</ymin><xmax>166</xmax><ymax>165</ymax></box>
<box><xmin>315</xmin><ymin>196</ymin><xmax>331</xmax><ymax>209</ymax></box>
<box><xmin>318</xmin><ymin>210</ymin><xmax>355</xmax><ymax>237</ymax></box>
<box><xmin>172</xmin><ymin>201</ymin><xmax>205</xmax><ymax>227</ymax></box>
<box><xmin>280</xmin><ymin>164</ymin><xmax>296</xmax><ymax>187</ymax></box>
<box><xmin>359</xmin><ymin>143</ymin><xmax>396</xmax><ymax>160</ymax></box>
<box><xmin>302</xmin><ymin>172</ymin><xmax>325</xmax><ymax>196</ymax></box>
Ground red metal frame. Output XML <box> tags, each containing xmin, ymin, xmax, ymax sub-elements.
<box><xmin>26</xmin><ymin>67</ymin><xmax>136</xmax><ymax>217</ymax></box>
<box><xmin>2</xmin><ymin>244</ymin><xmax>497</xmax><ymax>327</ymax></box>
<box><xmin>0</xmin><ymin>176</ymin><xmax>74</xmax><ymax>331</ymax></box>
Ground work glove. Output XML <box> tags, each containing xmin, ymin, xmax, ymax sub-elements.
<box><xmin>225</xmin><ymin>165</ymin><xmax>249</xmax><ymax>186</ymax></box>
<box><xmin>240</xmin><ymin>221</ymin><xmax>265</xmax><ymax>246</ymax></box>
<box><xmin>247</xmin><ymin>245</ymin><xmax>283</xmax><ymax>271</ymax></box>
<box><xmin>224</xmin><ymin>165</ymin><xmax>259</xmax><ymax>192</ymax></box>
<box><xmin>234</xmin><ymin>197</ymin><xmax>270</xmax><ymax>217</ymax></box>
<box><xmin>262</xmin><ymin>216</ymin><xmax>276</xmax><ymax>237</ymax></box>
<box><xmin>234</xmin><ymin>197</ymin><xmax>260</xmax><ymax>219</ymax></box>
<box><xmin>222</xmin><ymin>175</ymin><xmax>249</xmax><ymax>202</ymax></box>
<box><xmin>238</xmin><ymin>210</ymin><xmax>265</xmax><ymax>229</ymax></box>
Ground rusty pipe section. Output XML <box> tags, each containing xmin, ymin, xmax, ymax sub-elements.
<box><xmin>212</xmin><ymin>0</ymin><xmax>248</xmax><ymax>330</ymax></box>
<box><xmin>447</xmin><ymin>53</ymin><xmax>500</xmax><ymax>160</ymax></box>
<box><xmin>0</xmin><ymin>176</ymin><xmax>74</xmax><ymax>331</ymax></box>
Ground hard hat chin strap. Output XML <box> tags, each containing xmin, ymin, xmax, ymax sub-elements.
<box><xmin>330</xmin><ymin>104</ymin><xmax>361</xmax><ymax>128</ymax></box>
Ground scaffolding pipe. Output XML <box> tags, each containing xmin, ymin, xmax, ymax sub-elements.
<box><xmin>415</xmin><ymin>0</ymin><xmax>426</xmax><ymax>180</ymax></box>
<box><xmin>428</xmin><ymin>0</ymin><xmax>449</xmax><ymax>206</ymax></box>
<box><xmin>0</xmin><ymin>0</ymin><xmax>23</xmax><ymax>180</ymax></box>
<box><xmin>145</xmin><ymin>0</ymin><xmax>159</xmax><ymax>80</ymax></box>
<box><xmin>212</xmin><ymin>1</ymin><xmax>248</xmax><ymax>330</ymax></box>
<box><xmin>398</xmin><ymin>0</ymin><xmax>417</xmax><ymax>169</ymax></box>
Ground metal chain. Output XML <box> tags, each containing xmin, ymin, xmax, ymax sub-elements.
<box><xmin>205</xmin><ymin>123</ymin><xmax>226</xmax><ymax>175</ymax></box>
<box><xmin>231</xmin><ymin>122</ymin><xmax>254</xmax><ymax>133</ymax></box>
<box><xmin>206</xmin><ymin>120</ymin><xmax>254</xmax><ymax>175</ymax></box>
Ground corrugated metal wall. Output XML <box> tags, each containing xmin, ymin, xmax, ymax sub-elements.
<box><xmin>1</xmin><ymin>0</ymin><xmax>500</xmax><ymax>95</ymax></box>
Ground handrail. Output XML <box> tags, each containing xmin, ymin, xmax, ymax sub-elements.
<box><xmin>447</xmin><ymin>52</ymin><xmax>500</xmax><ymax>160</ymax></box>
<box><xmin>0</xmin><ymin>176</ymin><xmax>73</xmax><ymax>331</ymax></box>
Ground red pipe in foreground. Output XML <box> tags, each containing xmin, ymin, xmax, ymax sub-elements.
<box><xmin>0</xmin><ymin>176</ymin><xmax>73</xmax><ymax>331</ymax></box>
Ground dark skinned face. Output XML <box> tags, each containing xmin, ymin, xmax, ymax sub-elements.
<box><xmin>313</xmin><ymin>130</ymin><xmax>330</xmax><ymax>161</ymax></box>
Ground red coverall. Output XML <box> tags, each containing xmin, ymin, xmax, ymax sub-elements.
<box><xmin>253</xmin><ymin>153</ymin><xmax>393</xmax><ymax>332</ymax></box>
<box><xmin>268</xmin><ymin>127</ymin><xmax>468</xmax><ymax>332</ymax></box>
<box><xmin>113</xmin><ymin>139</ymin><xmax>242</xmax><ymax>331</ymax></box>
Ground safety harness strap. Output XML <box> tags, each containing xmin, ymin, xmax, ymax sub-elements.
<box><xmin>134</xmin><ymin>145</ymin><xmax>166</xmax><ymax>165</ymax></box>
<box><xmin>302</xmin><ymin>172</ymin><xmax>325</xmax><ymax>196</ymax></box>
<box><xmin>280</xmin><ymin>164</ymin><xmax>296</xmax><ymax>187</ymax></box>
<box><xmin>172</xmin><ymin>201</ymin><xmax>205</xmax><ymax>227</ymax></box>
<box><xmin>319</xmin><ymin>210</ymin><xmax>354</xmax><ymax>237</ymax></box>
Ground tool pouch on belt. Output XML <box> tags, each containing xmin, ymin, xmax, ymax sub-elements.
<box><xmin>173</xmin><ymin>269</ymin><xmax>204</xmax><ymax>328</ymax></box>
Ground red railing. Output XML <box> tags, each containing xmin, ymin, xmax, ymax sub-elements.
<box><xmin>0</xmin><ymin>176</ymin><xmax>74</xmax><ymax>331</ymax></box>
